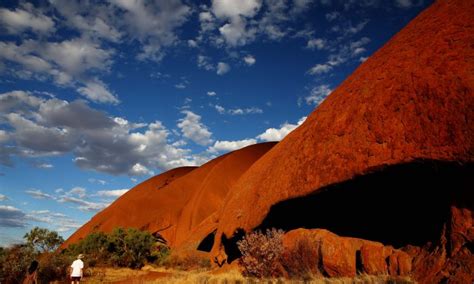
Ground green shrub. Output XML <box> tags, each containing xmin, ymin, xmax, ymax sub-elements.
<box><xmin>237</xmin><ymin>228</ymin><xmax>285</xmax><ymax>278</ymax></box>
<box><xmin>0</xmin><ymin>244</ymin><xmax>35</xmax><ymax>283</ymax></box>
<box><xmin>24</xmin><ymin>227</ymin><xmax>64</xmax><ymax>253</ymax></box>
<box><xmin>63</xmin><ymin>227</ymin><xmax>162</xmax><ymax>269</ymax></box>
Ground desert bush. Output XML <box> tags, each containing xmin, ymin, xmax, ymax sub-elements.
<box><xmin>107</xmin><ymin>227</ymin><xmax>156</xmax><ymax>268</ymax></box>
<box><xmin>151</xmin><ymin>242</ymin><xmax>171</xmax><ymax>266</ymax></box>
<box><xmin>37</xmin><ymin>252</ymin><xmax>72</xmax><ymax>283</ymax></box>
<box><xmin>280</xmin><ymin>237</ymin><xmax>321</xmax><ymax>280</ymax></box>
<box><xmin>0</xmin><ymin>244</ymin><xmax>35</xmax><ymax>283</ymax></box>
<box><xmin>237</xmin><ymin>228</ymin><xmax>285</xmax><ymax>278</ymax></box>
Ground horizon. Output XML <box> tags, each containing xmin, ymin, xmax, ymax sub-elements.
<box><xmin>0</xmin><ymin>0</ymin><xmax>433</xmax><ymax>246</ymax></box>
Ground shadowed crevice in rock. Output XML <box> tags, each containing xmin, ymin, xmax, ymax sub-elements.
<box><xmin>254</xmin><ymin>160</ymin><xmax>473</xmax><ymax>249</ymax></box>
<box><xmin>222</xmin><ymin>228</ymin><xmax>245</xmax><ymax>264</ymax></box>
<box><xmin>197</xmin><ymin>230</ymin><xmax>216</xmax><ymax>252</ymax></box>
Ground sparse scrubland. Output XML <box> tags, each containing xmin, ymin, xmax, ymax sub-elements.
<box><xmin>0</xmin><ymin>227</ymin><xmax>415</xmax><ymax>283</ymax></box>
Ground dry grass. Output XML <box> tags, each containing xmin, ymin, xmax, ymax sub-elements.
<box><xmin>80</xmin><ymin>266</ymin><xmax>415</xmax><ymax>284</ymax></box>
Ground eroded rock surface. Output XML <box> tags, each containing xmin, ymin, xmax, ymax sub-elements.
<box><xmin>210</xmin><ymin>0</ymin><xmax>473</xmax><ymax>282</ymax></box>
<box><xmin>62</xmin><ymin>142</ymin><xmax>276</xmax><ymax>249</ymax></box>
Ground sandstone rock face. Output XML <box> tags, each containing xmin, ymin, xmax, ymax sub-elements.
<box><xmin>282</xmin><ymin>229</ymin><xmax>412</xmax><ymax>278</ymax></box>
<box><xmin>209</xmin><ymin>0</ymin><xmax>473</xmax><ymax>283</ymax></box>
<box><xmin>62</xmin><ymin>142</ymin><xmax>276</xmax><ymax>249</ymax></box>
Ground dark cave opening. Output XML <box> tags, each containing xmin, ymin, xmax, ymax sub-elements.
<box><xmin>222</xmin><ymin>229</ymin><xmax>246</xmax><ymax>263</ymax></box>
<box><xmin>197</xmin><ymin>230</ymin><xmax>216</xmax><ymax>252</ymax></box>
<box><xmin>253</xmin><ymin>160</ymin><xmax>473</xmax><ymax>249</ymax></box>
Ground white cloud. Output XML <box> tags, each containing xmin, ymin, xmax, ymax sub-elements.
<box><xmin>25</xmin><ymin>189</ymin><xmax>55</xmax><ymax>200</ymax></box>
<box><xmin>217</xmin><ymin>62</ymin><xmax>231</xmax><ymax>75</ymax></box>
<box><xmin>243</xmin><ymin>55</ymin><xmax>256</xmax><ymax>66</ymax></box>
<box><xmin>112</xmin><ymin>0</ymin><xmax>191</xmax><ymax>62</ymax></box>
<box><xmin>130</xmin><ymin>163</ymin><xmax>153</xmax><ymax>176</ymax></box>
<box><xmin>208</xmin><ymin>138</ymin><xmax>257</xmax><ymax>153</ymax></box>
<box><xmin>188</xmin><ymin>39</ymin><xmax>198</xmax><ymax>47</ymax></box>
<box><xmin>77</xmin><ymin>79</ymin><xmax>119</xmax><ymax>104</ymax></box>
<box><xmin>197</xmin><ymin>55</ymin><xmax>214</xmax><ymax>71</ymax></box>
<box><xmin>25</xmin><ymin>210</ymin><xmax>81</xmax><ymax>233</ymax></box>
<box><xmin>228</xmin><ymin>107</ymin><xmax>263</xmax><ymax>115</ymax></box>
<box><xmin>0</xmin><ymin>91</ymin><xmax>211</xmax><ymax>175</ymax></box>
<box><xmin>214</xmin><ymin>104</ymin><xmax>226</xmax><ymax>114</ymax></box>
<box><xmin>212</xmin><ymin>0</ymin><xmax>262</xmax><ymax>19</ymax></box>
<box><xmin>0</xmin><ymin>194</ymin><xmax>7</xmax><ymax>201</ymax></box>
<box><xmin>67</xmin><ymin>187</ymin><xmax>87</xmax><ymax>198</ymax></box>
<box><xmin>36</xmin><ymin>163</ymin><xmax>53</xmax><ymax>169</ymax></box>
<box><xmin>95</xmin><ymin>189</ymin><xmax>129</xmax><ymax>198</ymax></box>
<box><xmin>207</xmin><ymin>91</ymin><xmax>217</xmax><ymax>97</ymax></box>
<box><xmin>212</xmin><ymin>104</ymin><xmax>263</xmax><ymax>115</ymax></box>
<box><xmin>257</xmin><ymin>116</ymin><xmax>307</xmax><ymax>141</ymax></box>
<box><xmin>306</xmin><ymin>38</ymin><xmax>327</xmax><ymax>50</ymax></box>
<box><xmin>0</xmin><ymin>39</ymin><xmax>117</xmax><ymax>104</ymax></box>
<box><xmin>325</xmin><ymin>11</ymin><xmax>340</xmax><ymax>22</ymax></box>
<box><xmin>307</xmin><ymin>63</ymin><xmax>333</xmax><ymax>75</ymax></box>
<box><xmin>219</xmin><ymin>17</ymin><xmax>256</xmax><ymax>46</ymax></box>
<box><xmin>304</xmin><ymin>84</ymin><xmax>332</xmax><ymax>105</ymax></box>
<box><xmin>177</xmin><ymin>111</ymin><xmax>213</xmax><ymax>146</ymax></box>
<box><xmin>0</xmin><ymin>7</ymin><xmax>55</xmax><ymax>34</ymax></box>
<box><xmin>58</xmin><ymin>196</ymin><xmax>108</xmax><ymax>212</ymax></box>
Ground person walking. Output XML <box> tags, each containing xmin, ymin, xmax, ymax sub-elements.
<box><xmin>70</xmin><ymin>254</ymin><xmax>84</xmax><ymax>284</ymax></box>
<box><xmin>22</xmin><ymin>260</ymin><xmax>39</xmax><ymax>284</ymax></box>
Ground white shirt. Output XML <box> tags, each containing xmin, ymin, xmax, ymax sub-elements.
<box><xmin>71</xmin><ymin>259</ymin><xmax>84</xmax><ymax>277</ymax></box>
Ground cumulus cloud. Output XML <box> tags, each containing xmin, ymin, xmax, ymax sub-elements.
<box><xmin>0</xmin><ymin>91</ymin><xmax>210</xmax><ymax>175</ymax></box>
<box><xmin>0</xmin><ymin>205</ymin><xmax>27</xmax><ymax>227</ymax></box>
<box><xmin>243</xmin><ymin>55</ymin><xmax>256</xmax><ymax>66</ymax></box>
<box><xmin>112</xmin><ymin>0</ymin><xmax>191</xmax><ymax>62</ymax></box>
<box><xmin>0</xmin><ymin>6</ymin><xmax>55</xmax><ymax>34</ymax></box>
<box><xmin>0</xmin><ymin>39</ymin><xmax>117</xmax><ymax>104</ymax></box>
<box><xmin>208</xmin><ymin>138</ymin><xmax>257</xmax><ymax>153</ymax></box>
<box><xmin>207</xmin><ymin>91</ymin><xmax>217</xmax><ymax>97</ymax></box>
<box><xmin>0</xmin><ymin>194</ymin><xmax>7</xmax><ymax>201</ymax></box>
<box><xmin>212</xmin><ymin>0</ymin><xmax>262</xmax><ymax>19</ymax></box>
<box><xmin>177</xmin><ymin>111</ymin><xmax>213</xmax><ymax>146</ymax></box>
<box><xmin>217</xmin><ymin>62</ymin><xmax>231</xmax><ymax>75</ymax></box>
<box><xmin>206</xmin><ymin>116</ymin><xmax>307</xmax><ymax>155</ymax></box>
<box><xmin>219</xmin><ymin>17</ymin><xmax>257</xmax><ymax>46</ymax></box>
<box><xmin>257</xmin><ymin>116</ymin><xmax>307</xmax><ymax>141</ymax></box>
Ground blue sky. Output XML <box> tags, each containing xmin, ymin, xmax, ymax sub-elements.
<box><xmin>0</xmin><ymin>0</ymin><xmax>432</xmax><ymax>246</ymax></box>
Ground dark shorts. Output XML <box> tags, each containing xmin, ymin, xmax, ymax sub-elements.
<box><xmin>71</xmin><ymin>276</ymin><xmax>81</xmax><ymax>281</ymax></box>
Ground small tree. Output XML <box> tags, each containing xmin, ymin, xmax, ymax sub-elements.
<box><xmin>237</xmin><ymin>228</ymin><xmax>285</xmax><ymax>278</ymax></box>
<box><xmin>24</xmin><ymin>227</ymin><xmax>64</xmax><ymax>253</ymax></box>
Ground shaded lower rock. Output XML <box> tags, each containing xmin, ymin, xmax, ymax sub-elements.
<box><xmin>282</xmin><ymin>228</ymin><xmax>412</xmax><ymax>278</ymax></box>
<box><xmin>279</xmin><ymin>207</ymin><xmax>473</xmax><ymax>284</ymax></box>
